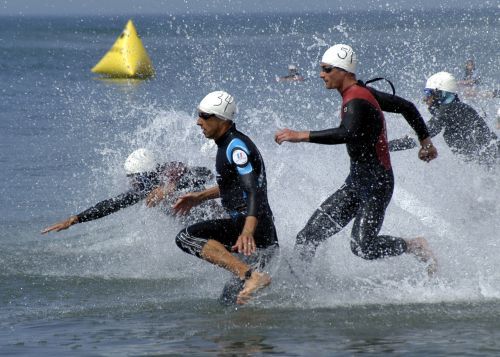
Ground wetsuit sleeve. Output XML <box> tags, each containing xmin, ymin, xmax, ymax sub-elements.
<box><xmin>76</xmin><ymin>190</ymin><xmax>144</xmax><ymax>223</ymax></box>
<box><xmin>388</xmin><ymin>113</ymin><xmax>444</xmax><ymax>151</ymax></box>
<box><xmin>368</xmin><ymin>87</ymin><xmax>429</xmax><ymax>140</ymax></box>
<box><xmin>425</xmin><ymin>116</ymin><xmax>444</xmax><ymax>138</ymax></box>
<box><xmin>309</xmin><ymin>99</ymin><xmax>376</xmax><ymax>145</ymax></box>
<box><xmin>227</xmin><ymin>139</ymin><xmax>261</xmax><ymax>217</ymax></box>
<box><xmin>388</xmin><ymin>136</ymin><xmax>418</xmax><ymax>151</ymax></box>
<box><xmin>177</xmin><ymin>166</ymin><xmax>214</xmax><ymax>191</ymax></box>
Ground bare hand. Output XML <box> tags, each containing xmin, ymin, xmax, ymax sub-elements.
<box><xmin>232</xmin><ymin>231</ymin><xmax>256</xmax><ymax>256</ymax></box>
<box><xmin>172</xmin><ymin>192</ymin><xmax>200</xmax><ymax>216</ymax></box>
<box><xmin>418</xmin><ymin>138</ymin><xmax>438</xmax><ymax>163</ymax></box>
<box><xmin>41</xmin><ymin>216</ymin><xmax>78</xmax><ymax>234</ymax></box>
<box><xmin>145</xmin><ymin>187</ymin><xmax>166</xmax><ymax>207</ymax></box>
<box><xmin>274</xmin><ymin>128</ymin><xmax>309</xmax><ymax>145</ymax></box>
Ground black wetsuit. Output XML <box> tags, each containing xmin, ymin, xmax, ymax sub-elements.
<box><xmin>76</xmin><ymin>162</ymin><xmax>213</xmax><ymax>223</ymax></box>
<box><xmin>176</xmin><ymin>124</ymin><xmax>278</xmax><ymax>260</ymax></box>
<box><xmin>295</xmin><ymin>83</ymin><xmax>429</xmax><ymax>262</ymax></box>
<box><xmin>389</xmin><ymin>97</ymin><xmax>499</xmax><ymax>166</ymax></box>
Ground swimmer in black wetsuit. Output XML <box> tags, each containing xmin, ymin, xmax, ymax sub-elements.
<box><xmin>390</xmin><ymin>71</ymin><xmax>499</xmax><ymax>167</ymax></box>
<box><xmin>41</xmin><ymin>148</ymin><xmax>216</xmax><ymax>234</ymax></box>
<box><xmin>275</xmin><ymin>44</ymin><xmax>438</xmax><ymax>274</ymax></box>
<box><xmin>173</xmin><ymin>91</ymin><xmax>279</xmax><ymax>305</ymax></box>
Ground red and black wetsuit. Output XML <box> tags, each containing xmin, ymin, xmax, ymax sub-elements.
<box><xmin>295</xmin><ymin>84</ymin><xmax>417</xmax><ymax>261</ymax></box>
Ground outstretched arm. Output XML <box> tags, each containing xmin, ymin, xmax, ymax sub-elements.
<box><xmin>41</xmin><ymin>215</ymin><xmax>79</xmax><ymax>234</ymax></box>
<box><xmin>41</xmin><ymin>191</ymin><xmax>142</xmax><ymax>234</ymax></box>
<box><xmin>274</xmin><ymin>129</ymin><xmax>310</xmax><ymax>144</ymax></box>
<box><xmin>172</xmin><ymin>185</ymin><xmax>220</xmax><ymax>216</ymax></box>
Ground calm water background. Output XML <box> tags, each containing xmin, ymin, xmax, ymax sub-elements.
<box><xmin>1</xmin><ymin>8</ymin><xmax>499</xmax><ymax>356</ymax></box>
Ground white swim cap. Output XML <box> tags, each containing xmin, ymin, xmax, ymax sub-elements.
<box><xmin>425</xmin><ymin>72</ymin><xmax>457</xmax><ymax>93</ymax></box>
<box><xmin>198</xmin><ymin>91</ymin><xmax>236</xmax><ymax>121</ymax></box>
<box><xmin>124</xmin><ymin>148</ymin><xmax>157</xmax><ymax>175</ymax></box>
<box><xmin>321</xmin><ymin>44</ymin><xmax>357</xmax><ymax>74</ymax></box>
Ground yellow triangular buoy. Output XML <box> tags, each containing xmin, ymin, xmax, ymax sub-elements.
<box><xmin>91</xmin><ymin>20</ymin><xmax>154</xmax><ymax>78</ymax></box>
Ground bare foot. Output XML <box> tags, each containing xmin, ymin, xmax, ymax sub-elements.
<box><xmin>236</xmin><ymin>271</ymin><xmax>271</xmax><ymax>305</ymax></box>
<box><xmin>406</xmin><ymin>237</ymin><xmax>438</xmax><ymax>277</ymax></box>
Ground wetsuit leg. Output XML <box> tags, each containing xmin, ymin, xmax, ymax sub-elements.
<box><xmin>176</xmin><ymin>216</ymin><xmax>279</xmax><ymax>305</ymax></box>
<box><xmin>350</xmin><ymin>178</ymin><xmax>407</xmax><ymax>260</ymax></box>
<box><xmin>175</xmin><ymin>218</ymin><xmax>239</xmax><ymax>258</ymax></box>
<box><xmin>295</xmin><ymin>182</ymin><xmax>360</xmax><ymax>262</ymax></box>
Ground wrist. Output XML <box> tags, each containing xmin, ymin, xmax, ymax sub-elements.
<box><xmin>420</xmin><ymin>137</ymin><xmax>433</xmax><ymax>149</ymax></box>
<box><xmin>195</xmin><ymin>191</ymin><xmax>207</xmax><ymax>203</ymax></box>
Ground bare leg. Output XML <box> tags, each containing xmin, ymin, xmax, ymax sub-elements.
<box><xmin>201</xmin><ymin>239</ymin><xmax>271</xmax><ymax>304</ymax></box>
<box><xmin>405</xmin><ymin>237</ymin><xmax>438</xmax><ymax>276</ymax></box>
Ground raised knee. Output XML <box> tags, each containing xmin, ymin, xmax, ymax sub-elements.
<box><xmin>175</xmin><ymin>228</ymin><xmax>205</xmax><ymax>257</ymax></box>
<box><xmin>175</xmin><ymin>229</ymin><xmax>186</xmax><ymax>250</ymax></box>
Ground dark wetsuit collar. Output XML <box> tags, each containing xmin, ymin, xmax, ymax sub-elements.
<box><xmin>340</xmin><ymin>82</ymin><xmax>360</xmax><ymax>97</ymax></box>
<box><xmin>215</xmin><ymin>122</ymin><xmax>236</xmax><ymax>146</ymax></box>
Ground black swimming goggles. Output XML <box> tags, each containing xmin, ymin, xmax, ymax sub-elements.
<box><xmin>423</xmin><ymin>88</ymin><xmax>436</xmax><ymax>98</ymax></box>
<box><xmin>320</xmin><ymin>65</ymin><xmax>346</xmax><ymax>74</ymax></box>
<box><xmin>198</xmin><ymin>112</ymin><xmax>215</xmax><ymax>120</ymax></box>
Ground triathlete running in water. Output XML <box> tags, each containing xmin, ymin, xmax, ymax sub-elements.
<box><xmin>275</xmin><ymin>44</ymin><xmax>438</xmax><ymax>275</ymax></box>
<box><xmin>41</xmin><ymin>148</ymin><xmax>217</xmax><ymax>234</ymax></box>
<box><xmin>172</xmin><ymin>91</ymin><xmax>279</xmax><ymax>305</ymax></box>
<box><xmin>390</xmin><ymin>71</ymin><xmax>499</xmax><ymax>167</ymax></box>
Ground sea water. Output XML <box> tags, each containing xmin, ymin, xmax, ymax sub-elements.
<box><xmin>1</xmin><ymin>8</ymin><xmax>499</xmax><ymax>356</ymax></box>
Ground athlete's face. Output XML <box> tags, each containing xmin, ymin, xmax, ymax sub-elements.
<box><xmin>197</xmin><ymin>112</ymin><xmax>219</xmax><ymax>139</ymax></box>
<box><xmin>319</xmin><ymin>63</ymin><xmax>346</xmax><ymax>90</ymax></box>
<box><xmin>423</xmin><ymin>89</ymin><xmax>438</xmax><ymax>108</ymax></box>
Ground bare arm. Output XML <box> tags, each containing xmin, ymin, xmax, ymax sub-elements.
<box><xmin>172</xmin><ymin>185</ymin><xmax>220</xmax><ymax>215</ymax></box>
<box><xmin>274</xmin><ymin>128</ymin><xmax>310</xmax><ymax>144</ymax></box>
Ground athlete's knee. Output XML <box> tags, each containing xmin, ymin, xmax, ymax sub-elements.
<box><xmin>350</xmin><ymin>238</ymin><xmax>382</xmax><ymax>260</ymax></box>
<box><xmin>350</xmin><ymin>235</ymin><xmax>407</xmax><ymax>260</ymax></box>
<box><xmin>175</xmin><ymin>227</ymin><xmax>206</xmax><ymax>258</ymax></box>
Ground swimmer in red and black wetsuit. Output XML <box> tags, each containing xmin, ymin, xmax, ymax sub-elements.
<box><xmin>41</xmin><ymin>148</ymin><xmax>216</xmax><ymax>234</ymax></box>
<box><xmin>275</xmin><ymin>44</ymin><xmax>438</xmax><ymax>275</ymax></box>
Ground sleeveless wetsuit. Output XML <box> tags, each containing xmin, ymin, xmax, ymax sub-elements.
<box><xmin>295</xmin><ymin>84</ymin><xmax>409</xmax><ymax>262</ymax></box>
<box><xmin>176</xmin><ymin>124</ymin><xmax>278</xmax><ymax>258</ymax></box>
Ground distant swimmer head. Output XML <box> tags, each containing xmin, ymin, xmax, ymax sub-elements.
<box><xmin>198</xmin><ymin>91</ymin><xmax>236</xmax><ymax>121</ymax></box>
<box><xmin>321</xmin><ymin>44</ymin><xmax>357</xmax><ymax>74</ymax></box>
<box><xmin>465</xmin><ymin>59</ymin><xmax>475</xmax><ymax>70</ymax></box>
<box><xmin>424</xmin><ymin>72</ymin><xmax>457</xmax><ymax>106</ymax></box>
<box><xmin>288</xmin><ymin>64</ymin><xmax>298</xmax><ymax>74</ymax></box>
<box><xmin>124</xmin><ymin>148</ymin><xmax>157</xmax><ymax>175</ymax></box>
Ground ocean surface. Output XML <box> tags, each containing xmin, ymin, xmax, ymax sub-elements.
<box><xmin>1</xmin><ymin>7</ymin><xmax>499</xmax><ymax>356</ymax></box>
